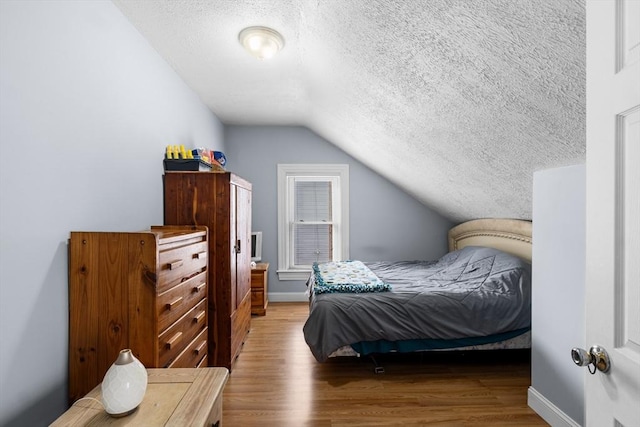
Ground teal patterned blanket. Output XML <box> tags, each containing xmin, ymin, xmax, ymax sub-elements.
<box><xmin>312</xmin><ymin>260</ymin><xmax>391</xmax><ymax>294</ymax></box>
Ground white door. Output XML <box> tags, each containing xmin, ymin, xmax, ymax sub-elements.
<box><xmin>585</xmin><ymin>0</ymin><xmax>640</xmax><ymax>425</ymax></box>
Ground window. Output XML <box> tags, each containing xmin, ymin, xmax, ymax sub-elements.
<box><xmin>277</xmin><ymin>164</ymin><xmax>349</xmax><ymax>280</ymax></box>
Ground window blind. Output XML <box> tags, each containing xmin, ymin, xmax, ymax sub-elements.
<box><xmin>293</xmin><ymin>180</ymin><xmax>333</xmax><ymax>265</ymax></box>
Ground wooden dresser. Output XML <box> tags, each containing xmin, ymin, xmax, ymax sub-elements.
<box><xmin>250</xmin><ymin>263</ymin><xmax>269</xmax><ymax>315</ymax></box>
<box><xmin>68</xmin><ymin>226</ymin><xmax>209</xmax><ymax>404</ymax></box>
<box><xmin>164</xmin><ymin>172</ymin><xmax>252</xmax><ymax>371</ymax></box>
<box><xmin>52</xmin><ymin>368</ymin><xmax>228</xmax><ymax>426</ymax></box>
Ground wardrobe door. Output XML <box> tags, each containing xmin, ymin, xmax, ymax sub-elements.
<box><xmin>235</xmin><ymin>183</ymin><xmax>252</xmax><ymax>308</ymax></box>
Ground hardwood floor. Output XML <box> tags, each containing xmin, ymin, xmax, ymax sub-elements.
<box><xmin>223</xmin><ymin>302</ymin><xmax>548</xmax><ymax>426</ymax></box>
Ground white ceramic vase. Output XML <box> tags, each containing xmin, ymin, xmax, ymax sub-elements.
<box><xmin>101</xmin><ymin>349</ymin><xmax>148</xmax><ymax>417</ymax></box>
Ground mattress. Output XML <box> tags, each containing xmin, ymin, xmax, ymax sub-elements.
<box><xmin>303</xmin><ymin>246</ymin><xmax>532</xmax><ymax>362</ymax></box>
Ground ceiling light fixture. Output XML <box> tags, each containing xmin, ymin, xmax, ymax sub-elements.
<box><xmin>238</xmin><ymin>26</ymin><xmax>285</xmax><ymax>60</ymax></box>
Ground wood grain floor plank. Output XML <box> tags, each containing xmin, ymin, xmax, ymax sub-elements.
<box><xmin>223</xmin><ymin>302</ymin><xmax>548</xmax><ymax>426</ymax></box>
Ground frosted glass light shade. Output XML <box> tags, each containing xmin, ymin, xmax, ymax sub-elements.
<box><xmin>238</xmin><ymin>26</ymin><xmax>285</xmax><ymax>60</ymax></box>
<box><xmin>101</xmin><ymin>349</ymin><xmax>148</xmax><ymax>417</ymax></box>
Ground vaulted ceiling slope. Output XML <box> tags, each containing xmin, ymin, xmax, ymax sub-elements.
<box><xmin>113</xmin><ymin>0</ymin><xmax>585</xmax><ymax>222</ymax></box>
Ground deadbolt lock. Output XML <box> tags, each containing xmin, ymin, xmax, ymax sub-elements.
<box><xmin>571</xmin><ymin>345</ymin><xmax>610</xmax><ymax>374</ymax></box>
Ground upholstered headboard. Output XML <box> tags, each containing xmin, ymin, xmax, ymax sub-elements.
<box><xmin>448</xmin><ymin>218</ymin><xmax>532</xmax><ymax>262</ymax></box>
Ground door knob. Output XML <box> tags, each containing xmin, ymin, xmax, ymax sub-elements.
<box><xmin>571</xmin><ymin>345</ymin><xmax>610</xmax><ymax>374</ymax></box>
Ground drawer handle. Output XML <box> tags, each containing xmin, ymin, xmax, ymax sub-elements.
<box><xmin>193</xmin><ymin>282</ymin><xmax>206</xmax><ymax>293</ymax></box>
<box><xmin>194</xmin><ymin>251</ymin><xmax>207</xmax><ymax>259</ymax></box>
<box><xmin>194</xmin><ymin>310</ymin><xmax>205</xmax><ymax>324</ymax></box>
<box><xmin>167</xmin><ymin>259</ymin><xmax>183</xmax><ymax>270</ymax></box>
<box><xmin>165</xmin><ymin>332</ymin><xmax>183</xmax><ymax>349</ymax></box>
<box><xmin>194</xmin><ymin>341</ymin><xmax>206</xmax><ymax>355</ymax></box>
<box><xmin>166</xmin><ymin>297</ymin><xmax>183</xmax><ymax>310</ymax></box>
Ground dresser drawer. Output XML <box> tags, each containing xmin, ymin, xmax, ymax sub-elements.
<box><xmin>157</xmin><ymin>271</ymin><xmax>207</xmax><ymax>333</ymax></box>
<box><xmin>251</xmin><ymin>289</ymin><xmax>264</xmax><ymax>307</ymax></box>
<box><xmin>157</xmin><ymin>242</ymin><xmax>208</xmax><ymax>293</ymax></box>
<box><xmin>197</xmin><ymin>354</ymin><xmax>208</xmax><ymax>368</ymax></box>
<box><xmin>168</xmin><ymin>327</ymin><xmax>208</xmax><ymax>368</ymax></box>
<box><xmin>230</xmin><ymin>292</ymin><xmax>251</xmax><ymax>362</ymax></box>
<box><xmin>158</xmin><ymin>299</ymin><xmax>207</xmax><ymax>367</ymax></box>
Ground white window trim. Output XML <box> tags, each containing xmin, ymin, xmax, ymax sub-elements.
<box><xmin>277</xmin><ymin>164</ymin><xmax>349</xmax><ymax>281</ymax></box>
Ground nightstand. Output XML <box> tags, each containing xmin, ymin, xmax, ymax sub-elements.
<box><xmin>250</xmin><ymin>263</ymin><xmax>269</xmax><ymax>315</ymax></box>
<box><xmin>52</xmin><ymin>368</ymin><xmax>228</xmax><ymax>426</ymax></box>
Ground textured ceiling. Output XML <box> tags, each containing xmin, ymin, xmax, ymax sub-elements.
<box><xmin>113</xmin><ymin>0</ymin><xmax>586</xmax><ymax>222</ymax></box>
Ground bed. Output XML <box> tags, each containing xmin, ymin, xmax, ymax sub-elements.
<box><xmin>302</xmin><ymin>218</ymin><xmax>532</xmax><ymax>363</ymax></box>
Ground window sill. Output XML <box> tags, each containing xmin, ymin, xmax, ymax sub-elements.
<box><xmin>277</xmin><ymin>269</ymin><xmax>311</xmax><ymax>281</ymax></box>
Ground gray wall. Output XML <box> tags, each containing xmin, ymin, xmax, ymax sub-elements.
<box><xmin>530</xmin><ymin>164</ymin><xmax>585</xmax><ymax>426</ymax></box>
<box><xmin>224</xmin><ymin>125</ymin><xmax>454</xmax><ymax>298</ymax></box>
<box><xmin>0</xmin><ymin>2</ymin><xmax>225</xmax><ymax>425</ymax></box>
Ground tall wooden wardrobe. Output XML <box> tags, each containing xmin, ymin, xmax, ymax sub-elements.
<box><xmin>163</xmin><ymin>171</ymin><xmax>252</xmax><ymax>371</ymax></box>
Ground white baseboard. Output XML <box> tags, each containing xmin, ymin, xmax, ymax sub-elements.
<box><xmin>528</xmin><ymin>387</ymin><xmax>580</xmax><ymax>427</ymax></box>
<box><xmin>268</xmin><ymin>292</ymin><xmax>308</xmax><ymax>302</ymax></box>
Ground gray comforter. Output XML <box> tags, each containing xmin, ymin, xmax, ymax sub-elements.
<box><xmin>303</xmin><ymin>246</ymin><xmax>532</xmax><ymax>362</ymax></box>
